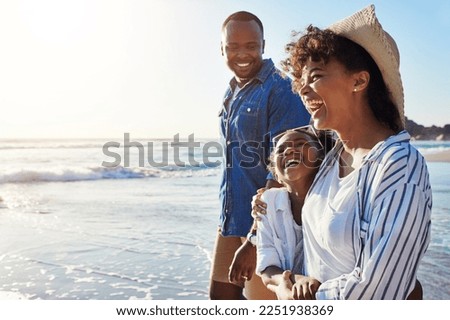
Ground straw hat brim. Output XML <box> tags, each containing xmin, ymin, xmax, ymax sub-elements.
<box><xmin>328</xmin><ymin>4</ymin><xmax>405</xmax><ymax>129</ymax></box>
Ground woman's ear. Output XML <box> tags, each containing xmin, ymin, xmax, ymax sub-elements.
<box><xmin>352</xmin><ymin>70</ymin><xmax>370</xmax><ymax>92</ymax></box>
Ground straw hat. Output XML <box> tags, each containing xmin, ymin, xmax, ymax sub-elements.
<box><xmin>328</xmin><ymin>4</ymin><xmax>405</xmax><ymax>129</ymax></box>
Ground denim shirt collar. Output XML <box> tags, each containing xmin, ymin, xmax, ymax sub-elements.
<box><xmin>228</xmin><ymin>58</ymin><xmax>275</xmax><ymax>91</ymax></box>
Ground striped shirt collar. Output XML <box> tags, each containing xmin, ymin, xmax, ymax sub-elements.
<box><xmin>363</xmin><ymin>130</ymin><xmax>411</xmax><ymax>162</ymax></box>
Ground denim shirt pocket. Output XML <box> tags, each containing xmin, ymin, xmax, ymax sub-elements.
<box><xmin>233</xmin><ymin>103</ymin><xmax>261</xmax><ymax>141</ymax></box>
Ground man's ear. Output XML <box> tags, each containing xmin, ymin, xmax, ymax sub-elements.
<box><xmin>353</xmin><ymin>70</ymin><xmax>370</xmax><ymax>92</ymax></box>
<box><xmin>220</xmin><ymin>42</ymin><xmax>224</xmax><ymax>56</ymax></box>
<box><xmin>262</xmin><ymin>39</ymin><xmax>265</xmax><ymax>54</ymax></box>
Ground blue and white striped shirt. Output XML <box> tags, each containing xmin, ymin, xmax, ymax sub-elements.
<box><xmin>303</xmin><ymin>131</ymin><xmax>432</xmax><ymax>299</ymax></box>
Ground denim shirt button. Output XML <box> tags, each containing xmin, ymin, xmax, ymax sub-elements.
<box><xmin>247</xmin><ymin>108</ymin><xmax>251</xmax><ymax>112</ymax></box>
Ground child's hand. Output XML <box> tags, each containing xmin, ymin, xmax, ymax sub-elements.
<box><xmin>228</xmin><ymin>241</ymin><xmax>256</xmax><ymax>284</ymax></box>
<box><xmin>274</xmin><ymin>270</ymin><xmax>295</xmax><ymax>300</ymax></box>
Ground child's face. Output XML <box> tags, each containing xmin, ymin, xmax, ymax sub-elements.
<box><xmin>273</xmin><ymin>131</ymin><xmax>322</xmax><ymax>185</ymax></box>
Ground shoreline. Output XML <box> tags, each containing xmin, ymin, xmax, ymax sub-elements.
<box><xmin>423</xmin><ymin>150</ymin><xmax>450</xmax><ymax>163</ymax></box>
<box><xmin>0</xmin><ymin>291</ymin><xmax>27</xmax><ymax>300</ymax></box>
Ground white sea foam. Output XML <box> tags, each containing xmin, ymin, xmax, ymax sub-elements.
<box><xmin>0</xmin><ymin>139</ymin><xmax>106</xmax><ymax>150</ymax></box>
<box><xmin>416</xmin><ymin>146</ymin><xmax>450</xmax><ymax>155</ymax></box>
<box><xmin>0</xmin><ymin>165</ymin><xmax>220</xmax><ymax>184</ymax></box>
<box><xmin>411</xmin><ymin>141</ymin><xmax>450</xmax><ymax>155</ymax></box>
<box><xmin>0</xmin><ymin>290</ymin><xmax>29</xmax><ymax>299</ymax></box>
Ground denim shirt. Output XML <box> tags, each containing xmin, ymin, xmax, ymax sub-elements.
<box><xmin>218</xmin><ymin>59</ymin><xmax>310</xmax><ymax>237</ymax></box>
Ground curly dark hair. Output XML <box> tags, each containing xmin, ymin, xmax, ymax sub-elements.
<box><xmin>281</xmin><ymin>25</ymin><xmax>401</xmax><ymax>133</ymax></box>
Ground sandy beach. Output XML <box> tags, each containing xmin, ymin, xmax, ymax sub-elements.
<box><xmin>424</xmin><ymin>150</ymin><xmax>450</xmax><ymax>162</ymax></box>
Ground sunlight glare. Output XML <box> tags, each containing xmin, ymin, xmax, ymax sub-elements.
<box><xmin>20</xmin><ymin>0</ymin><xmax>95</xmax><ymax>46</ymax></box>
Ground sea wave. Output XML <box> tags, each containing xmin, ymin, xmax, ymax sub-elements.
<box><xmin>0</xmin><ymin>138</ymin><xmax>219</xmax><ymax>150</ymax></box>
<box><xmin>411</xmin><ymin>141</ymin><xmax>450</xmax><ymax>155</ymax></box>
<box><xmin>0</xmin><ymin>165</ymin><xmax>220</xmax><ymax>184</ymax></box>
<box><xmin>0</xmin><ymin>141</ymin><xmax>105</xmax><ymax>150</ymax></box>
<box><xmin>416</xmin><ymin>146</ymin><xmax>450</xmax><ymax>155</ymax></box>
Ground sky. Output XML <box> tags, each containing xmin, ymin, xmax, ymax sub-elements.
<box><xmin>0</xmin><ymin>0</ymin><xmax>449</xmax><ymax>139</ymax></box>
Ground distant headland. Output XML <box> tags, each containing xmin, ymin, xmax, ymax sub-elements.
<box><xmin>406</xmin><ymin>117</ymin><xmax>450</xmax><ymax>141</ymax></box>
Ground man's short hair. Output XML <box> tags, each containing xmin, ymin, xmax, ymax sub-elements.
<box><xmin>222</xmin><ymin>11</ymin><xmax>264</xmax><ymax>37</ymax></box>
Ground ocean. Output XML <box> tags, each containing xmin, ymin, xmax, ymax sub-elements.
<box><xmin>0</xmin><ymin>138</ymin><xmax>449</xmax><ymax>300</ymax></box>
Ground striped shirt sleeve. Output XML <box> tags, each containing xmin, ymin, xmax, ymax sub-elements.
<box><xmin>316</xmin><ymin>143</ymin><xmax>432</xmax><ymax>300</ymax></box>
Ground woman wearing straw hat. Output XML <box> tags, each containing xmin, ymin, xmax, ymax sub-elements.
<box><xmin>253</xmin><ymin>5</ymin><xmax>431</xmax><ymax>299</ymax></box>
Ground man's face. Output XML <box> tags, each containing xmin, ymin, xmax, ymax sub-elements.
<box><xmin>221</xmin><ymin>20</ymin><xmax>264</xmax><ymax>86</ymax></box>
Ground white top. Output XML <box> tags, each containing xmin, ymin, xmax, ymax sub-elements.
<box><xmin>302</xmin><ymin>154</ymin><xmax>358</xmax><ymax>282</ymax></box>
<box><xmin>256</xmin><ymin>188</ymin><xmax>304</xmax><ymax>275</ymax></box>
<box><xmin>302</xmin><ymin>131</ymin><xmax>432</xmax><ymax>299</ymax></box>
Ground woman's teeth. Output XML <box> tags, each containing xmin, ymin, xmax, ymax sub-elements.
<box><xmin>306</xmin><ymin>99</ymin><xmax>323</xmax><ymax>107</ymax></box>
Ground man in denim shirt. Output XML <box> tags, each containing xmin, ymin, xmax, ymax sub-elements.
<box><xmin>209</xmin><ymin>11</ymin><xmax>310</xmax><ymax>300</ymax></box>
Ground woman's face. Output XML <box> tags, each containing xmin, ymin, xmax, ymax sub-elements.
<box><xmin>273</xmin><ymin>131</ymin><xmax>321</xmax><ymax>185</ymax></box>
<box><xmin>298</xmin><ymin>57</ymin><xmax>357</xmax><ymax>131</ymax></box>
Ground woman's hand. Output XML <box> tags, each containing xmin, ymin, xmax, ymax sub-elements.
<box><xmin>228</xmin><ymin>241</ymin><xmax>256</xmax><ymax>284</ymax></box>
<box><xmin>251</xmin><ymin>188</ymin><xmax>268</xmax><ymax>220</ymax></box>
<box><xmin>291</xmin><ymin>275</ymin><xmax>321</xmax><ymax>300</ymax></box>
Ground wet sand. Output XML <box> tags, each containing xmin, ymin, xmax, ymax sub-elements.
<box><xmin>424</xmin><ymin>150</ymin><xmax>450</xmax><ymax>162</ymax></box>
